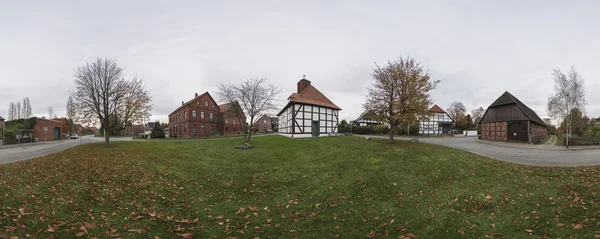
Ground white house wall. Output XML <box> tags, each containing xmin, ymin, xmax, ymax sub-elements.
<box><xmin>280</xmin><ymin>104</ymin><xmax>339</xmax><ymax>134</ymax></box>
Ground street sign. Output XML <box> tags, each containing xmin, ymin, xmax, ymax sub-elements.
<box><xmin>44</xmin><ymin>127</ymin><xmax>48</xmax><ymax>132</ymax></box>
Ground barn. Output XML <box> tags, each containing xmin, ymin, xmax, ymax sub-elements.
<box><xmin>479</xmin><ymin>91</ymin><xmax>548</xmax><ymax>144</ymax></box>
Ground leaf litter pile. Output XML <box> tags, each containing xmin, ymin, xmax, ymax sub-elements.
<box><xmin>1</xmin><ymin>136</ymin><xmax>600</xmax><ymax>238</ymax></box>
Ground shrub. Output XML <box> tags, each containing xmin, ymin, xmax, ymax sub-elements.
<box><xmin>150</xmin><ymin>121</ymin><xmax>166</xmax><ymax>138</ymax></box>
<box><xmin>584</xmin><ymin>130</ymin><xmax>594</xmax><ymax>137</ymax></box>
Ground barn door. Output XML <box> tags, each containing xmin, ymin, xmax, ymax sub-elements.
<box><xmin>508</xmin><ymin>122</ymin><xmax>527</xmax><ymax>142</ymax></box>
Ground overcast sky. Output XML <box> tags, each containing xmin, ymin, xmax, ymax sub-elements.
<box><xmin>2</xmin><ymin>1</ymin><xmax>600</xmax><ymax>125</ymax></box>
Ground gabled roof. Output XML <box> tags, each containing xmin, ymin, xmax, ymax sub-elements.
<box><xmin>169</xmin><ymin>92</ymin><xmax>220</xmax><ymax>116</ymax></box>
<box><xmin>253</xmin><ymin>114</ymin><xmax>271</xmax><ymax>124</ymax></box>
<box><xmin>429</xmin><ymin>105</ymin><xmax>446</xmax><ymax>113</ymax></box>
<box><xmin>287</xmin><ymin>85</ymin><xmax>340</xmax><ymax>109</ymax></box>
<box><xmin>219</xmin><ymin>102</ymin><xmax>234</xmax><ymax>112</ymax></box>
<box><xmin>484</xmin><ymin>91</ymin><xmax>546</xmax><ymax>127</ymax></box>
<box><xmin>0</xmin><ymin>116</ymin><xmax>4</xmax><ymax>121</ymax></box>
<box><xmin>356</xmin><ymin>110</ymin><xmax>378</xmax><ymax>121</ymax></box>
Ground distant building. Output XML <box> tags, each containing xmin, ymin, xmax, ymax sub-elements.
<box><xmin>270</xmin><ymin>116</ymin><xmax>279</xmax><ymax>132</ymax></box>
<box><xmin>277</xmin><ymin>77</ymin><xmax>341</xmax><ymax>137</ymax></box>
<box><xmin>255</xmin><ymin>115</ymin><xmax>273</xmax><ymax>133</ymax></box>
<box><xmin>479</xmin><ymin>91</ymin><xmax>547</xmax><ymax>144</ymax></box>
<box><xmin>354</xmin><ymin>110</ymin><xmax>383</xmax><ymax>127</ymax></box>
<box><xmin>168</xmin><ymin>92</ymin><xmax>245</xmax><ymax>138</ymax></box>
<box><xmin>418</xmin><ymin>105</ymin><xmax>455</xmax><ymax>136</ymax></box>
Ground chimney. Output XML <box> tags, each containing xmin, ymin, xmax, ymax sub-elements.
<box><xmin>182</xmin><ymin>101</ymin><xmax>184</xmax><ymax>105</ymax></box>
<box><xmin>297</xmin><ymin>75</ymin><xmax>311</xmax><ymax>94</ymax></box>
<box><xmin>195</xmin><ymin>93</ymin><xmax>198</xmax><ymax>97</ymax></box>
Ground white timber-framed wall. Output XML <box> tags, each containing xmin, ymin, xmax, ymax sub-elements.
<box><xmin>278</xmin><ymin>103</ymin><xmax>339</xmax><ymax>136</ymax></box>
<box><xmin>418</xmin><ymin>112</ymin><xmax>454</xmax><ymax>135</ymax></box>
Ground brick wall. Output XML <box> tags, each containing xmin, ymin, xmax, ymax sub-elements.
<box><xmin>34</xmin><ymin>118</ymin><xmax>62</xmax><ymax>142</ymax></box>
<box><xmin>255</xmin><ymin>115</ymin><xmax>271</xmax><ymax>131</ymax></box>
<box><xmin>530</xmin><ymin>123</ymin><xmax>548</xmax><ymax>144</ymax></box>
<box><xmin>169</xmin><ymin>93</ymin><xmax>221</xmax><ymax>138</ymax></box>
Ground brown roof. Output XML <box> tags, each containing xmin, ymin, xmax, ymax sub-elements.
<box><xmin>219</xmin><ymin>102</ymin><xmax>234</xmax><ymax>112</ymax></box>
<box><xmin>169</xmin><ymin>92</ymin><xmax>219</xmax><ymax>116</ymax></box>
<box><xmin>0</xmin><ymin>116</ymin><xmax>4</xmax><ymax>120</ymax></box>
<box><xmin>288</xmin><ymin>85</ymin><xmax>341</xmax><ymax>110</ymax></box>
<box><xmin>429</xmin><ymin>105</ymin><xmax>446</xmax><ymax>113</ymax></box>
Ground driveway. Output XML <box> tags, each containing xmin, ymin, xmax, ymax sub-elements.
<box><xmin>362</xmin><ymin>135</ymin><xmax>600</xmax><ymax>167</ymax></box>
<box><xmin>0</xmin><ymin>136</ymin><xmax>131</xmax><ymax>165</ymax></box>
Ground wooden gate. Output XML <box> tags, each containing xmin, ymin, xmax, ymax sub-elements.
<box><xmin>507</xmin><ymin>122</ymin><xmax>528</xmax><ymax>142</ymax></box>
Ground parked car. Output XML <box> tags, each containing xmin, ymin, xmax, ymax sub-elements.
<box><xmin>70</xmin><ymin>134</ymin><xmax>79</xmax><ymax>139</ymax></box>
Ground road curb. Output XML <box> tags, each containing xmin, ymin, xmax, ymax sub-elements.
<box><xmin>474</xmin><ymin>139</ymin><xmax>600</xmax><ymax>151</ymax></box>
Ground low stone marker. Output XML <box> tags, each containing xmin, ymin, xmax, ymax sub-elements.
<box><xmin>409</xmin><ymin>138</ymin><xmax>419</xmax><ymax>143</ymax></box>
<box><xmin>365</xmin><ymin>136</ymin><xmax>371</xmax><ymax>141</ymax></box>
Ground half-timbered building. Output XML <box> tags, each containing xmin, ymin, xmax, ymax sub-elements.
<box><xmin>277</xmin><ymin>77</ymin><xmax>341</xmax><ymax>137</ymax></box>
<box><xmin>479</xmin><ymin>91</ymin><xmax>548</xmax><ymax>144</ymax></box>
<box><xmin>418</xmin><ymin>105</ymin><xmax>455</xmax><ymax>135</ymax></box>
<box><xmin>354</xmin><ymin>110</ymin><xmax>383</xmax><ymax>127</ymax></box>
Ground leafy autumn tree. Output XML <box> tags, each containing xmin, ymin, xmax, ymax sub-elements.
<box><xmin>547</xmin><ymin>67</ymin><xmax>586</xmax><ymax>148</ymax></box>
<box><xmin>71</xmin><ymin>58</ymin><xmax>152</xmax><ymax>147</ymax></box>
<box><xmin>364</xmin><ymin>56</ymin><xmax>440</xmax><ymax>142</ymax></box>
<box><xmin>447</xmin><ymin>102</ymin><xmax>466</xmax><ymax>126</ymax></box>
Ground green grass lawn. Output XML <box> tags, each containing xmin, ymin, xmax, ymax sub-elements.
<box><xmin>94</xmin><ymin>135</ymin><xmax>133</xmax><ymax>138</ymax></box>
<box><xmin>1</xmin><ymin>136</ymin><xmax>600</xmax><ymax>238</ymax></box>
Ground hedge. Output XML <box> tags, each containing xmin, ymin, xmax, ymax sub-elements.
<box><xmin>558</xmin><ymin>136</ymin><xmax>600</xmax><ymax>146</ymax></box>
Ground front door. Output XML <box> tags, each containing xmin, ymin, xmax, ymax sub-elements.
<box><xmin>54</xmin><ymin>127</ymin><xmax>60</xmax><ymax>140</ymax></box>
<box><xmin>311</xmin><ymin>121</ymin><xmax>320</xmax><ymax>137</ymax></box>
<box><xmin>508</xmin><ymin>122</ymin><xmax>528</xmax><ymax>142</ymax></box>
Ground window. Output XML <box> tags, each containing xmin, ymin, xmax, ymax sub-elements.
<box><xmin>226</xmin><ymin>118</ymin><xmax>229</xmax><ymax>124</ymax></box>
<box><xmin>233</xmin><ymin>119</ymin><xmax>236</xmax><ymax>125</ymax></box>
<box><xmin>205</xmin><ymin>100</ymin><xmax>208</xmax><ymax>107</ymax></box>
<box><xmin>197</xmin><ymin>101</ymin><xmax>200</xmax><ymax>106</ymax></box>
<box><xmin>192</xmin><ymin>124</ymin><xmax>197</xmax><ymax>134</ymax></box>
<box><xmin>192</xmin><ymin>110</ymin><xmax>197</xmax><ymax>118</ymax></box>
<box><xmin>201</xmin><ymin>112</ymin><xmax>205</xmax><ymax>119</ymax></box>
<box><xmin>201</xmin><ymin>125</ymin><xmax>205</xmax><ymax>133</ymax></box>
<box><xmin>264</xmin><ymin>119</ymin><xmax>267</xmax><ymax>124</ymax></box>
<box><xmin>184</xmin><ymin>125</ymin><xmax>187</xmax><ymax>133</ymax></box>
<box><xmin>212</xmin><ymin>104</ymin><xmax>215</xmax><ymax>109</ymax></box>
<box><xmin>209</xmin><ymin>126</ymin><xmax>213</xmax><ymax>135</ymax></box>
<box><xmin>210</xmin><ymin>113</ymin><xmax>213</xmax><ymax>119</ymax></box>
<box><xmin>226</xmin><ymin>127</ymin><xmax>228</xmax><ymax>132</ymax></box>
<box><xmin>184</xmin><ymin>111</ymin><xmax>187</xmax><ymax>119</ymax></box>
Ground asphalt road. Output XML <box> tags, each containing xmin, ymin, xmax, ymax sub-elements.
<box><xmin>363</xmin><ymin>135</ymin><xmax>600</xmax><ymax>167</ymax></box>
<box><xmin>0</xmin><ymin>136</ymin><xmax>131</xmax><ymax>165</ymax></box>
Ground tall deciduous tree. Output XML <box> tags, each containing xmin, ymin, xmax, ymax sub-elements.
<box><xmin>8</xmin><ymin>102</ymin><xmax>15</xmax><ymax>120</ymax></box>
<box><xmin>471</xmin><ymin>106</ymin><xmax>485</xmax><ymax>128</ymax></box>
<box><xmin>22</xmin><ymin>97</ymin><xmax>32</xmax><ymax>119</ymax></box>
<box><xmin>71</xmin><ymin>58</ymin><xmax>152</xmax><ymax>147</ymax></box>
<box><xmin>447</xmin><ymin>102</ymin><xmax>466</xmax><ymax>126</ymax></box>
<box><xmin>218</xmin><ymin>78</ymin><xmax>281</xmax><ymax>145</ymax></box>
<box><xmin>66</xmin><ymin>96</ymin><xmax>76</xmax><ymax>134</ymax></box>
<box><xmin>547</xmin><ymin>67</ymin><xmax>586</xmax><ymax>148</ymax></box>
<box><xmin>364</xmin><ymin>56</ymin><xmax>440</xmax><ymax>142</ymax></box>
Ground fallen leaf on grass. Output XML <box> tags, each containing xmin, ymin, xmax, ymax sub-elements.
<box><xmin>574</xmin><ymin>223</ymin><xmax>583</xmax><ymax>229</ymax></box>
<box><xmin>491</xmin><ymin>223</ymin><xmax>495</xmax><ymax>229</ymax></box>
<box><xmin>525</xmin><ymin>229</ymin><xmax>532</xmax><ymax>233</ymax></box>
<box><xmin>128</xmin><ymin>229</ymin><xmax>145</xmax><ymax>233</ymax></box>
<box><xmin>330</xmin><ymin>233</ymin><xmax>340</xmax><ymax>238</ymax></box>
<box><xmin>556</xmin><ymin>223</ymin><xmax>565</xmax><ymax>227</ymax></box>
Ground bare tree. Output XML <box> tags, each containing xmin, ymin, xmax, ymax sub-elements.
<box><xmin>22</xmin><ymin>97</ymin><xmax>32</xmax><ymax>119</ymax></box>
<box><xmin>16</xmin><ymin>102</ymin><xmax>21</xmax><ymax>119</ymax></box>
<box><xmin>471</xmin><ymin>106</ymin><xmax>486</xmax><ymax>128</ymax></box>
<box><xmin>547</xmin><ymin>67</ymin><xmax>586</xmax><ymax>148</ymax></box>
<box><xmin>8</xmin><ymin>102</ymin><xmax>15</xmax><ymax>120</ymax></box>
<box><xmin>47</xmin><ymin>106</ymin><xmax>54</xmax><ymax>119</ymax></box>
<box><xmin>66</xmin><ymin>96</ymin><xmax>76</xmax><ymax>134</ymax></box>
<box><xmin>71</xmin><ymin>58</ymin><xmax>152</xmax><ymax>147</ymax></box>
<box><xmin>218</xmin><ymin>78</ymin><xmax>281</xmax><ymax>145</ymax></box>
<box><xmin>364</xmin><ymin>56</ymin><xmax>440</xmax><ymax>142</ymax></box>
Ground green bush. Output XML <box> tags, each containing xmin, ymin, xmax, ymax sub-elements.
<box><xmin>584</xmin><ymin>130</ymin><xmax>594</xmax><ymax>137</ymax></box>
<box><xmin>150</xmin><ymin>122</ymin><xmax>166</xmax><ymax>138</ymax></box>
<box><xmin>559</xmin><ymin>136</ymin><xmax>599</xmax><ymax>146</ymax></box>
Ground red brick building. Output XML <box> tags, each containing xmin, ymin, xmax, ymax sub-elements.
<box><xmin>255</xmin><ymin>115</ymin><xmax>273</xmax><ymax>132</ymax></box>
<box><xmin>169</xmin><ymin>92</ymin><xmax>224</xmax><ymax>138</ymax></box>
<box><xmin>33</xmin><ymin>118</ymin><xmax>62</xmax><ymax>141</ymax></box>
<box><xmin>219</xmin><ymin>101</ymin><xmax>245</xmax><ymax>135</ymax></box>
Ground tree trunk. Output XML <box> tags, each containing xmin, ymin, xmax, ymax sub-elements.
<box><xmin>248</xmin><ymin>116</ymin><xmax>254</xmax><ymax>145</ymax></box>
<box><xmin>104</xmin><ymin>128</ymin><xmax>110</xmax><ymax>147</ymax></box>
<box><xmin>388</xmin><ymin>125</ymin><xmax>394</xmax><ymax>143</ymax></box>
<box><xmin>566</xmin><ymin>120</ymin><xmax>571</xmax><ymax>148</ymax></box>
